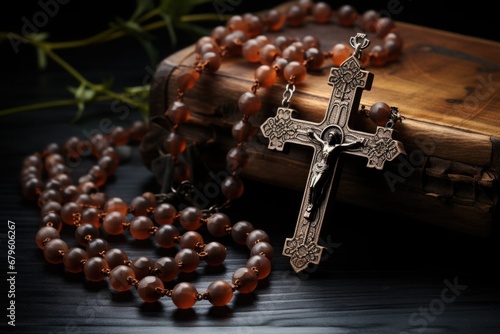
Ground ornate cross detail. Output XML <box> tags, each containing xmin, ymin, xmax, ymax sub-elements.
<box><xmin>260</xmin><ymin>34</ymin><xmax>405</xmax><ymax>273</ymax></box>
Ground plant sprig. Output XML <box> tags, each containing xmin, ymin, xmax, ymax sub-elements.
<box><xmin>0</xmin><ymin>0</ymin><xmax>227</xmax><ymax>122</ymax></box>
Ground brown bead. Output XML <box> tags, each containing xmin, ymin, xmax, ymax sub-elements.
<box><xmin>60</xmin><ymin>185</ymin><xmax>80</xmax><ymax>203</ymax></box>
<box><xmin>179</xmin><ymin>206</ymin><xmax>203</xmax><ymax>231</ymax></box>
<box><xmin>84</xmin><ymin>257</ymin><xmax>109</xmax><ymax>282</ymax></box>
<box><xmin>226</xmin><ymin>15</ymin><xmax>248</xmax><ymax>33</ymax></box>
<box><xmin>166</xmin><ymin>101</ymin><xmax>190</xmax><ymax>124</ymax></box>
<box><xmin>155</xmin><ymin>224</ymin><xmax>180</xmax><ymax>248</ymax></box>
<box><xmin>376</xmin><ymin>17</ymin><xmax>396</xmax><ymax>38</ymax></box>
<box><xmin>361</xmin><ymin>9</ymin><xmax>379</xmax><ymax>33</ymax></box>
<box><xmin>104</xmin><ymin>197</ymin><xmax>128</xmax><ymax>215</ymax></box>
<box><xmin>38</xmin><ymin>189</ymin><xmax>62</xmax><ymax>206</ymax></box>
<box><xmin>41</xmin><ymin>212</ymin><xmax>63</xmax><ymax>231</ymax></box>
<box><xmin>384</xmin><ymin>33</ymin><xmax>404</xmax><ymax>62</ymax></box>
<box><xmin>369</xmin><ymin>102</ymin><xmax>392</xmax><ymax>126</ymax></box>
<box><xmin>172</xmin><ymin>282</ymin><xmax>197</xmax><ymax>309</ymax></box>
<box><xmin>129</xmin><ymin>216</ymin><xmax>154</xmax><ymax>240</ymax></box>
<box><xmin>203</xmin><ymin>242</ymin><xmax>227</xmax><ymax>266</ymax></box>
<box><xmin>254</xmin><ymin>65</ymin><xmax>277</xmax><ymax>88</ymax></box>
<box><xmin>81</xmin><ymin>207</ymin><xmax>101</xmax><ymax>228</ymax></box>
<box><xmin>221</xmin><ymin>175</ymin><xmax>244</xmax><ymax>201</ymax></box>
<box><xmin>331</xmin><ymin>43</ymin><xmax>352</xmax><ymax>67</ymax></box>
<box><xmin>162</xmin><ymin>131</ymin><xmax>187</xmax><ymax>156</ymax></box>
<box><xmin>226</xmin><ymin>146</ymin><xmax>249</xmax><ymax>174</ymax></box>
<box><xmin>40</xmin><ymin>201</ymin><xmax>61</xmax><ymax>216</ymax></box>
<box><xmin>232</xmin><ymin>120</ymin><xmax>255</xmax><ymax>143</ymax></box>
<box><xmin>283</xmin><ymin>61</ymin><xmax>307</xmax><ymax>84</ymax></box>
<box><xmin>259</xmin><ymin>43</ymin><xmax>280</xmax><ymax>66</ymax></box>
<box><xmin>246</xmin><ymin>229</ymin><xmax>270</xmax><ymax>249</ymax></box>
<box><xmin>195</xmin><ymin>36</ymin><xmax>217</xmax><ymax>53</ymax></box>
<box><xmin>129</xmin><ymin>196</ymin><xmax>153</xmax><ymax>217</ymax></box>
<box><xmin>242</xmin><ymin>39</ymin><xmax>261</xmax><ymax>63</ymax></box>
<box><xmin>231</xmin><ymin>221</ymin><xmax>254</xmax><ymax>245</ymax></box>
<box><xmin>305</xmin><ymin>47</ymin><xmax>325</xmax><ymax>70</ymax></box>
<box><xmin>75</xmin><ymin>223</ymin><xmax>100</xmax><ymax>246</ymax></box>
<box><xmin>175</xmin><ymin>248</ymin><xmax>200</xmax><ymax>273</ymax></box>
<box><xmin>109</xmin><ymin>265</ymin><xmax>135</xmax><ymax>292</ymax></box>
<box><xmin>232</xmin><ymin>267</ymin><xmax>258</xmax><ymax>294</ymax></box>
<box><xmin>87</xmin><ymin>165</ymin><xmax>107</xmax><ymax>187</ymax></box>
<box><xmin>179</xmin><ymin>231</ymin><xmax>204</xmax><ymax>250</ymax></box>
<box><xmin>154</xmin><ymin>203</ymin><xmax>177</xmax><ymax>225</ymax></box>
<box><xmin>264</xmin><ymin>8</ymin><xmax>285</xmax><ymax>32</ymax></box>
<box><xmin>22</xmin><ymin>177</ymin><xmax>44</xmax><ymax>201</ymax></box>
<box><xmin>129</xmin><ymin>120</ymin><xmax>149</xmax><ymax>143</ymax></box>
<box><xmin>312</xmin><ymin>2</ymin><xmax>332</xmax><ymax>24</ymax></box>
<box><xmin>282</xmin><ymin>44</ymin><xmax>304</xmax><ymax>63</ymax></box>
<box><xmin>222</xmin><ymin>30</ymin><xmax>246</xmax><ymax>56</ymax></box>
<box><xmin>130</xmin><ymin>256</ymin><xmax>154</xmax><ymax>280</ymax></box>
<box><xmin>137</xmin><ymin>276</ymin><xmax>164</xmax><ymax>303</ymax></box>
<box><xmin>78</xmin><ymin>181</ymin><xmax>98</xmax><ymax>195</ymax></box>
<box><xmin>86</xmin><ymin>238</ymin><xmax>109</xmax><ymax>258</ymax></box>
<box><xmin>154</xmin><ymin>257</ymin><xmax>179</xmax><ymax>282</ymax></box>
<box><xmin>35</xmin><ymin>226</ymin><xmax>60</xmax><ymax>250</ymax></box>
<box><xmin>60</xmin><ymin>202</ymin><xmax>82</xmax><ymax>225</ymax></box>
<box><xmin>369</xmin><ymin>44</ymin><xmax>389</xmax><ymax>67</ymax></box>
<box><xmin>176</xmin><ymin>69</ymin><xmax>200</xmax><ymax>92</ymax></box>
<box><xmin>238</xmin><ymin>92</ymin><xmax>261</xmax><ymax>116</ymax></box>
<box><xmin>43</xmin><ymin>238</ymin><xmax>68</xmax><ymax>264</ymax></box>
<box><xmin>250</xmin><ymin>241</ymin><xmax>275</xmax><ymax>261</ymax></box>
<box><xmin>63</xmin><ymin>248</ymin><xmax>88</xmax><ymax>273</ymax></box>
<box><xmin>207</xmin><ymin>280</ymin><xmax>233</xmax><ymax>307</ymax></box>
<box><xmin>210</xmin><ymin>25</ymin><xmax>227</xmax><ymax>44</ymax></box>
<box><xmin>337</xmin><ymin>4</ymin><xmax>358</xmax><ymax>27</ymax></box>
<box><xmin>142</xmin><ymin>192</ymin><xmax>157</xmax><ymax>208</ymax></box>
<box><xmin>286</xmin><ymin>4</ymin><xmax>306</xmax><ymax>27</ymax></box>
<box><xmin>244</xmin><ymin>13</ymin><xmax>264</xmax><ymax>38</ymax></box>
<box><xmin>207</xmin><ymin>212</ymin><xmax>231</xmax><ymax>237</ymax></box>
<box><xmin>110</xmin><ymin>126</ymin><xmax>129</xmax><ymax>146</ymax></box>
<box><xmin>302</xmin><ymin>35</ymin><xmax>320</xmax><ymax>49</ymax></box>
<box><xmin>246</xmin><ymin>255</ymin><xmax>271</xmax><ymax>279</ymax></box>
<box><xmin>97</xmin><ymin>155</ymin><xmax>118</xmax><ymax>176</ymax></box>
<box><xmin>103</xmin><ymin>211</ymin><xmax>126</xmax><ymax>235</ymax></box>
<box><xmin>202</xmin><ymin>51</ymin><xmax>222</xmax><ymax>72</ymax></box>
<box><xmin>104</xmin><ymin>248</ymin><xmax>129</xmax><ymax>269</ymax></box>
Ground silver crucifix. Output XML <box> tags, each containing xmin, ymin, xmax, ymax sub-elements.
<box><xmin>260</xmin><ymin>33</ymin><xmax>406</xmax><ymax>273</ymax></box>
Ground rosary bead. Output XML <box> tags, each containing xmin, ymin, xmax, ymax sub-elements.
<box><xmin>286</xmin><ymin>4</ymin><xmax>306</xmax><ymax>27</ymax></box>
<box><xmin>44</xmin><ymin>238</ymin><xmax>68</xmax><ymax>264</ymax></box>
<box><xmin>282</xmin><ymin>44</ymin><xmax>305</xmax><ymax>63</ymax></box>
<box><xmin>232</xmin><ymin>267</ymin><xmax>258</xmax><ymax>293</ymax></box>
<box><xmin>210</xmin><ymin>25</ymin><xmax>227</xmax><ymax>44</ymax></box>
<box><xmin>44</xmin><ymin>178</ymin><xmax>62</xmax><ymax>192</ymax></box>
<box><xmin>155</xmin><ymin>224</ymin><xmax>180</xmax><ymax>248</ymax></box>
<box><xmin>41</xmin><ymin>212</ymin><xmax>63</xmax><ymax>231</ymax></box>
<box><xmin>263</xmin><ymin>8</ymin><xmax>286</xmax><ymax>32</ymax></box>
<box><xmin>172</xmin><ymin>282</ymin><xmax>197</xmax><ymax>309</ymax></box>
<box><xmin>87</xmin><ymin>165</ymin><xmax>107</xmax><ymax>187</ymax></box>
<box><xmin>166</xmin><ymin>101</ymin><xmax>190</xmax><ymax>124</ymax></box>
<box><xmin>221</xmin><ymin>175</ymin><xmax>244</xmax><ymax>201</ymax></box>
<box><xmin>246</xmin><ymin>254</ymin><xmax>271</xmax><ymax>279</ymax></box>
<box><xmin>231</xmin><ymin>221</ymin><xmax>255</xmax><ymax>246</ymax></box>
<box><xmin>129</xmin><ymin>195</ymin><xmax>154</xmax><ymax>217</ymax></box>
<box><xmin>154</xmin><ymin>257</ymin><xmax>179</xmax><ymax>282</ymax></box>
<box><xmin>63</xmin><ymin>247</ymin><xmax>88</xmax><ymax>273</ymax></box>
<box><xmin>258</xmin><ymin>44</ymin><xmax>279</xmax><ymax>67</ymax></box>
<box><xmin>104</xmin><ymin>197</ymin><xmax>128</xmax><ymax>215</ymax></box>
<box><xmin>201</xmin><ymin>51</ymin><xmax>222</xmax><ymax>72</ymax></box>
<box><xmin>226</xmin><ymin>15</ymin><xmax>248</xmax><ymax>33</ymax></box>
<box><xmin>246</xmin><ymin>229</ymin><xmax>270</xmax><ymax>249</ymax></box>
<box><xmin>244</xmin><ymin>13</ymin><xmax>264</xmax><ymax>38</ymax></box>
<box><xmin>130</xmin><ymin>216</ymin><xmax>155</xmax><ymax>240</ymax></box>
<box><xmin>312</xmin><ymin>2</ymin><xmax>332</xmax><ymax>24</ymax></box>
<box><xmin>84</xmin><ymin>257</ymin><xmax>109</xmax><ymax>282</ymax></box>
<box><xmin>254</xmin><ymin>65</ymin><xmax>277</xmax><ymax>88</ymax></box>
<box><xmin>283</xmin><ymin>61</ymin><xmax>307</xmax><ymax>84</ymax></box>
<box><xmin>75</xmin><ymin>223</ymin><xmax>100</xmax><ymax>246</ymax></box>
<box><xmin>131</xmin><ymin>256</ymin><xmax>154</xmax><ymax>280</ymax></box>
<box><xmin>226</xmin><ymin>146</ymin><xmax>249</xmax><ymax>174</ymax></box>
<box><xmin>369</xmin><ymin>44</ymin><xmax>389</xmax><ymax>67</ymax></box>
<box><xmin>376</xmin><ymin>17</ymin><xmax>396</xmax><ymax>38</ymax></box>
<box><xmin>384</xmin><ymin>33</ymin><xmax>404</xmax><ymax>62</ymax></box>
<box><xmin>109</xmin><ymin>265</ymin><xmax>136</xmax><ymax>292</ymax></box>
<box><xmin>207</xmin><ymin>280</ymin><xmax>233</xmax><ymax>307</ymax></box>
<box><xmin>53</xmin><ymin>173</ymin><xmax>72</xmax><ymax>188</ymax></box>
<box><xmin>86</xmin><ymin>238</ymin><xmax>109</xmax><ymax>258</ymax></box>
<box><xmin>242</xmin><ymin>39</ymin><xmax>261</xmax><ymax>63</ymax></box>
<box><xmin>238</xmin><ymin>91</ymin><xmax>262</xmax><ymax>116</ymax></box>
<box><xmin>38</xmin><ymin>189</ymin><xmax>63</xmax><ymax>206</ymax></box>
<box><xmin>103</xmin><ymin>211</ymin><xmax>126</xmax><ymax>235</ymax></box>
<box><xmin>179</xmin><ymin>231</ymin><xmax>204</xmax><ymax>250</ymax></box>
<box><xmin>250</xmin><ymin>241</ymin><xmax>275</xmax><ymax>261</ymax></box>
<box><xmin>154</xmin><ymin>203</ymin><xmax>177</xmax><ymax>225</ymax></box>
<box><xmin>175</xmin><ymin>248</ymin><xmax>200</xmax><ymax>273</ymax></box>
<box><xmin>60</xmin><ymin>202</ymin><xmax>82</xmax><ymax>225</ymax></box>
<box><xmin>362</xmin><ymin>9</ymin><xmax>379</xmax><ymax>33</ymax></box>
<box><xmin>104</xmin><ymin>248</ymin><xmax>129</xmax><ymax>269</ymax></box>
<box><xmin>195</xmin><ymin>36</ymin><xmax>217</xmax><ymax>53</ymax></box>
<box><xmin>35</xmin><ymin>226</ymin><xmax>60</xmax><ymax>250</ymax></box>
<box><xmin>203</xmin><ymin>242</ymin><xmax>227</xmax><ymax>266</ymax></box>
<box><xmin>206</xmin><ymin>212</ymin><xmax>231</xmax><ymax>237</ymax></box>
<box><xmin>109</xmin><ymin>126</ymin><xmax>129</xmax><ymax>146</ymax></box>
<box><xmin>176</xmin><ymin>68</ymin><xmax>200</xmax><ymax>92</ymax></box>
<box><xmin>81</xmin><ymin>207</ymin><xmax>100</xmax><ymax>228</ymax></box>
<box><xmin>137</xmin><ymin>276</ymin><xmax>164</xmax><ymax>303</ymax></box>
<box><xmin>61</xmin><ymin>185</ymin><xmax>80</xmax><ymax>203</ymax></box>
<box><xmin>302</xmin><ymin>35</ymin><xmax>320</xmax><ymax>49</ymax></box>
<box><xmin>40</xmin><ymin>201</ymin><xmax>61</xmax><ymax>216</ymax></box>
<box><xmin>369</xmin><ymin>102</ymin><xmax>392</xmax><ymax>126</ymax></box>
<box><xmin>78</xmin><ymin>181</ymin><xmax>98</xmax><ymax>195</ymax></box>
<box><xmin>337</xmin><ymin>4</ymin><xmax>358</xmax><ymax>27</ymax></box>
<box><xmin>129</xmin><ymin>120</ymin><xmax>149</xmax><ymax>143</ymax></box>
<box><xmin>330</xmin><ymin>43</ymin><xmax>352</xmax><ymax>67</ymax></box>
<box><xmin>97</xmin><ymin>155</ymin><xmax>118</xmax><ymax>176</ymax></box>
<box><xmin>232</xmin><ymin>120</ymin><xmax>255</xmax><ymax>142</ymax></box>
<box><xmin>179</xmin><ymin>206</ymin><xmax>203</xmax><ymax>231</ymax></box>
<box><xmin>163</xmin><ymin>131</ymin><xmax>187</xmax><ymax>156</ymax></box>
<box><xmin>305</xmin><ymin>47</ymin><xmax>325</xmax><ymax>70</ymax></box>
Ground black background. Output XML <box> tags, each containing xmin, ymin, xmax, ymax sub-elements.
<box><xmin>1</xmin><ymin>1</ymin><xmax>499</xmax><ymax>334</ymax></box>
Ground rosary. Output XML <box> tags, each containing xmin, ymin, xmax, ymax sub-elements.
<box><xmin>22</xmin><ymin>1</ymin><xmax>405</xmax><ymax>310</ymax></box>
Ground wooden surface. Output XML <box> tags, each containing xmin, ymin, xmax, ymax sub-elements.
<box><xmin>2</xmin><ymin>1</ymin><xmax>500</xmax><ymax>334</ymax></box>
<box><xmin>147</xmin><ymin>12</ymin><xmax>500</xmax><ymax>237</ymax></box>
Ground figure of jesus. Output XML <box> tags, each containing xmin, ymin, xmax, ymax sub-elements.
<box><xmin>304</xmin><ymin>127</ymin><xmax>364</xmax><ymax>220</ymax></box>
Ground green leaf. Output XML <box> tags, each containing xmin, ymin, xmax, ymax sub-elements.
<box><xmin>130</xmin><ymin>0</ymin><xmax>155</xmax><ymax>21</ymax></box>
<box><xmin>69</xmin><ymin>83</ymin><xmax>96</xmax><ymax>122</ymax></box>
<box><xmin>159</xmin><ymin>13</ymin><xmax>177</xmax><ymax>46</ymax></box>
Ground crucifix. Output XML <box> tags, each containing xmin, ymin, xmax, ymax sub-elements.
<box><xmin>260</xmin><ymin>34</ymin><xmax>406</xmax><ymax>273</ymax></box>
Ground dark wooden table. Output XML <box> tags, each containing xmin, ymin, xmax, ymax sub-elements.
<box><xmin>1</xmin><ymin>1</ymin><xmax>499</xmax><ymax>333</ymax></box>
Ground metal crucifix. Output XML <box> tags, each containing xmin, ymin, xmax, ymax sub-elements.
<box><xmin>260</xmin><ymin>34</ymin><xmax>405</xmax><ymax>273</ymax></box>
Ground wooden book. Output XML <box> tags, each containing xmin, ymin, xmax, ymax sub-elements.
<box><xmin>144</xmin><ymin>4</ymin><xmax>500</xmax><ymax>238</ymax></box>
